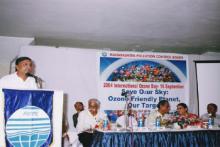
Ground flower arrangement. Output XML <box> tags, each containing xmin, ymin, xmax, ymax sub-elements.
<box><xmin>172</xmin><ymin>114</ymin><xmax>200</xmax><ymax>129</ymax></box>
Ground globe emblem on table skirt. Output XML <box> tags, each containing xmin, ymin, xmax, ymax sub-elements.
<box><xmin>6</xmin><ymin>106</ymin><xmax>51</xmax><ymax>147</ymax></box>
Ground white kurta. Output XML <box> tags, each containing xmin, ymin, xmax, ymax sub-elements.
<box><xmin>116</xmin><ymin>115</ymin><xmax>137</xmax><ymax>128</ymax></box>
<box><xmin>76</xmin><ymin>110</ymin><xmax>106</xmax><ymax>133</ymax></box>
<box><xmin>201</xmin><ymin>113</ymin><xmax>220</xmax><ymax>125</ymax></box>
<box><xmin>0</xmin><ymin>72</ymin><xmax>38</xmax><ymax>90</ymax></box>
<box><xmin>147</xmin><ymin>110</ymin><xmax>170</xmax><ymax>128</ymax></box>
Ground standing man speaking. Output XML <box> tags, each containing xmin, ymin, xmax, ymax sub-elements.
<box><xmin>0</xmin><ymin>56</ymin><xmax>38</xmax><ymax>89</ymax></box>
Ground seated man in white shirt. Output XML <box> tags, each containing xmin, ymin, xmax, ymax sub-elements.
<box><xmin>201</xmin><ymin>103</ymin><xmax>220</xmax><ymax>126</ymax></box>
<box><xmin>77</xmin><ymin>98</ymin><xmax>106</xmax><ymax>147</ymax></box>
<box><xmin>147</xmin><ymin>100</ymin><xmax>170</xmax><ymax>128</ymax></box>
<box><xmin>116</xmin><ymin>109</ymin><xmax>138</xmax><ymax>128</ymax></box>
<box><xmin>0</xmin><ymin>56</ymin><xmax>38</xmax><ymax>89</ymax></box>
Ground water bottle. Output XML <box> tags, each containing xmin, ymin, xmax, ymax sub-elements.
<box><xmin>208</xmin><ymin>113</ymin><xmax>214</xmax><ymax>129</ymax></box>
<box><xmin>137</xmin><ymin>112</ymin><xmax>143</xmax><ymax>127</ymax></box>
<box><xmin>155</xmin><ymin>116</ymin><xmax>161</xmax><ymax>129</ymax></box>
<box><xmin>103</xmin><ymin>119</ymin><xmax>108</xmax><ymax>130</ymax></box>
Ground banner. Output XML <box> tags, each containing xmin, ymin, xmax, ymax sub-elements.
<box><xmin>98</xmin><ymin>51</ymin><xmax>189</xmax><ymax>114</ymax></box>
<box><xmin>3</xmin><ymin>89</ymin><xmax>54</xmax><ymax>147</ymax></box>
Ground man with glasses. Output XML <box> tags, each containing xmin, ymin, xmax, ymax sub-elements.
<box><xmin>76</xmin><ymin>98</ymin><xmax>106</xmax><ymax>147</ymax></box>
<box><xmin>146</xmin><ymin>100</ymin><xmax>171</xmax><ymax>128</ymax></box>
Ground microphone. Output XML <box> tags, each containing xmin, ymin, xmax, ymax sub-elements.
<box><xmin>26</xmin><ymin>73</ymin><xmax>39</xmax><ymax>84</ymax></box>
<box><xmin>25</xmin><ymin>73</ymin><xmax>44</xmax><ymax>88</ymax></box>
<box><xmin>25</xmin><ymin>73</ymin><xmax>38</xmax><ymax>80</ymax></box>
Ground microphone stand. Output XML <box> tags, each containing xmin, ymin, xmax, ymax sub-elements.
<box><xmin>122</xmin><ymin>91</ymin><xmax>128</xmax><ymax>130</ymax></box>
<box><xmin>122</xmin><ymin>91</ymin><xmax>134</xmax><ymax>147</ymax></box>
<box><xmin>35</xmin><ymin>77</ymin><xmax>43</xmax><ymax>89</ymax></box>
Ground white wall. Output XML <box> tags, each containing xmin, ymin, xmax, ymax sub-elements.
<box><xmin>19</xmin><ymin>46</ymin><xmax>99</xmax><ymax>130</ymax></box>
<box><xmin>0</xmin><ymin>36</ymin><xmax>34</xmax><ymax>77</ymax></box>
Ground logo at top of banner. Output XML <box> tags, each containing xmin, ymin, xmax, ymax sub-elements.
<box><xmin>102</xmin><ymin>52</ymin><xmax>107</xmax><ymax>57</ymax></box>
<box><xmin>6</xmin><ymin>106</ymin><xmax>51</xmax><ymax>147</ymax></box>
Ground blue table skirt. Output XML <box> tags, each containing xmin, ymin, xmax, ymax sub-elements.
<box><xmin>91</xmin><ymin>130</ymin><xmax>220</xmax><ymax>147</ymax></box>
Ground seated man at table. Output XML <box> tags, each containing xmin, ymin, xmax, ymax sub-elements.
<box><xmin>147</xmin><ymin>100</ymin><xmax>170</xmax><ymax>128</ymax></box>
<box><xmin>76</xmin><ymin>98</ymin><xmax>106</xmax><ymax>147</ymax></box>
<box><xmin>201</xmin><ymin>103</ymin><xmax>220</xmax><ymax>126</ymax></box>
<box><xmin>116</xmin><ymin>109</ymin><xmax>138</xmax><ymax>128</ymax></box>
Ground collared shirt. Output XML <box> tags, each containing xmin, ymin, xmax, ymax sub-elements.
<box><xmin>0</xmin><ymin>72</ymin><xmax>38</xmax><ymax>90</ymax></box>
<box><xmin>201</xmin><ymin>113</ymin><xmax>220</xmax><ymax>125</ymax></box>
<box><xmin>116</xmin><ymin>115</ymin><xmax>137</xmax><ymax>128</ymax></box>
<box><xmin>76</xmin><ymin>110</ymin><xmax>106</xmax><ymax>133</ymax></box>
<box><xmin>146</xmin><ymin>110</ymin><xmax>170</xmax><ymax>128</ymax></box>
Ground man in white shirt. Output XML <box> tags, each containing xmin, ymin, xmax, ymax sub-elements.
<box><xmin>147</xmin><ymin>100</ymin><xmax>171</xmax><ymax>128</ymax></box>
<box><xmin>116</xmin><ymin>109</ymin><xmax>138</xmax><ymax>128</ymax></box>
<box><xmin>201</xmin><ymin>103</ymin><xmax>220</xmax><ymax>126</ymax></box>
<box><xmin>0</xmin><ymin>57</ymin><xmax>38</xmax><ymax>90</ymax></box>
<box><xmin>77</xmin><ymin>98</ymin><xmax>106</xmax><ymax>147</ymax></box>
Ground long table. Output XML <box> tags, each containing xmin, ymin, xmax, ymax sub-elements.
<box><xmin>91</xmin><ymin>128</ymin><xmax>220</xmax><ymax>147</ymax></box>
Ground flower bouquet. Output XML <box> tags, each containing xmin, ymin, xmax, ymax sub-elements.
<box><xmin>173</xmin><ymin>115</ymin><xmax>200</xmax><ymax>129</ymax></box>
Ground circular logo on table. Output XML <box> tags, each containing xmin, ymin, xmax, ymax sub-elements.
<box><xmin>6</xmin><ymin>106</ymin><xmax>51</xmax><ymax>147</ymax></box>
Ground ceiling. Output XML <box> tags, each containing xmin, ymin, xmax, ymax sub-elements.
<box><xmin>0</xmin><ymin>0</ymin><xmax>220</xmax><ymax>54</ymax></box>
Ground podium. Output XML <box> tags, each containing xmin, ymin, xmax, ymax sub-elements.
<box><xmin>0</xmin><ymin>89</ymin><xmax>63</xmax><ymax>147</ymax></box>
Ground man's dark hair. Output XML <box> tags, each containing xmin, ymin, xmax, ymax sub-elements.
<box><xmin>15</xmin><ymin>57</ymin><xmax>32</xmax><ymax>65</ymax></box>
<box><xmin>157</xmin><ymin>100</ymin><xmax>169</xmax><ymax>109</ymax></box>
<box><xmin>208</xmin><ymin>103</ymin><xmax>218</xmax><ymax>110</ymax></box>
<box><xmin>74</xmin><ymin>102</ymin><xmax>84</xmax><ymax>107</ymax></box>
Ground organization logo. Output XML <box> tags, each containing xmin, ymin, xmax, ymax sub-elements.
<box><xmin>6</xmin><ymin>106</ymin><xmax>51</xmax><ymax>147</ymax></box>
<box><xmin>101</xmin><ymin>52</ymin><xmax>107</xmax><ymax>57</ymax></box>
